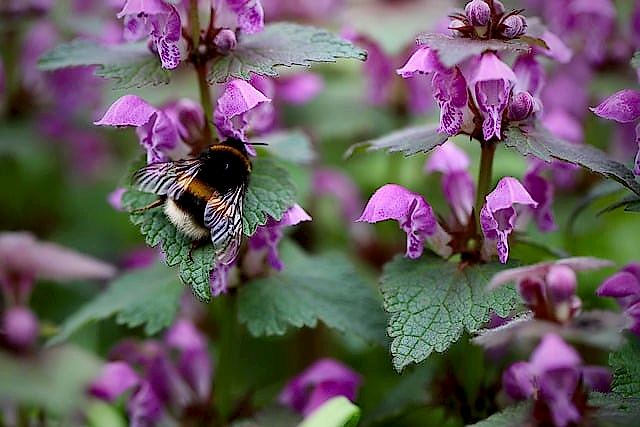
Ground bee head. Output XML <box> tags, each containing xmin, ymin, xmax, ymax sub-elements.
<box><xmin>219</xmin><ymin>137</ymin><xmax>249</xmax><ymax>156</ymax></box>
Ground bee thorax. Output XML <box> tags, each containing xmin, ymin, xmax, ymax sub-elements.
<box><xmin>164</xmin><ymin>199</ymin><xmax>209</xmax><ymax>241</ymax></box>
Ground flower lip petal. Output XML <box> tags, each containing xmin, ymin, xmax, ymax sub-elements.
<box><xmin>95</xmin><ymin>95</ymin><xmax>157</xmax><ymax>127</ymax></box>
<box><xmin>591</xmin><ymin>89</ymin><xmax>640</xmax><ymax>123</ymax></box>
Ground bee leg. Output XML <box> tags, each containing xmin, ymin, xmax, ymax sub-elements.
<box><xmin>131</xmin><ymin>198</ymin><xmax>164</xmax><ymax>214</ymax></box>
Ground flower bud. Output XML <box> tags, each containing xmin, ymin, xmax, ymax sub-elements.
<box><xmin>546</xmin><ymin>265</ymin><xmax>577</xmax><ymax>304</ymax></box>
<box><xmin>492</xmin><ymin>0</ymin><xmax>505</xmax><ymax>15</ymax></box>
<box><xmin>2</xmin><ymin>306</ymin><xmax>39</xmax><ymax>350</ymax></box>
<box><xmin>508</xmin><ymin>91</ymin><xmax>535</xmax><ymax>121</ymax></box>
<box><xmin>214</xmin><ymin>29</ymin><xmax>237</xmax><ymax>54</ymax></box>
<box><xmin>501</xmin><ymin>14</ymin><xmax>527</xmax><ymax>39</ymax></box>
<box><xmin>449</xmin><ymin>18</ymin><xmax>466</xmax><ymax>35</ymax></box>
<box><xmin>465</xmin><ymin>0</ymin><xmax>491</xmax><ymax>26</ymax></box>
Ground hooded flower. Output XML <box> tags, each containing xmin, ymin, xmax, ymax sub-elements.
<box><xmin>117</xmin><ymin>0</ymin><xmax>182</xmax><ymax>69</ymax></box>
<box><xmin>279</xmin><ymin>358</ymin><xmax>361</xmax><ymax>417</ymax></box>
<box><xmin>248</xmin><ymin>204</ymin><xmax>312</xmax><ymax>271</ymax></box>
<box><xmin>1</xmin><ymin>306</ymin><xmax>40</xmax><ymax>351</ymax></box>
<box><xmin>214</xmin><ymin>79</ymin><xmax>272</xmax><ymax>145</ymax></box>
<box><xmin>468</xmin><ymin>53</ymin><xmax>517</xmax><ymax>141</ymax></box>
<box><xmin>91</xmin><ymin>319</ymin><xmax>213</xmax><ymax>425</ymax></box>
<box><xmin>591</xmin><ymin>89</ymin><xmax>640</xmax><ymax>174</ymax></box>
<box><xmin>597</xmin><ymin>263</ymin><xmax>640</xmax><ymax>335</ymax></box>
<box><xmin>396</xmin><ymin>47</ymin><xmax>468</xmax><ymax>136</ymax></box>
<box><xmin>224</xmin><ymin>0</ymin><xmax>264</xmax><ymax>34</ymax></box>
<box><xmin>503</xmin><ymin>334</ymin><xmax>611</xmax><ymax>427</ymax></box>
<box><xmin>480</xmin><ymin>177</ymin><xmax>537</xmax><ymax>263</ymax></box>
<box><xmin>488</xmin><ymin>257</ymin><xmax>611</xmax><ymax>322</ymax></box>
<box><xmin>358</xmin><ymin>184</ymin><xmax>452</xmax><ymax>258</ymax></box>
<box><xmin>95</xmin><ymin>95</ymin><xmax>201</xmax><ymax>163</ymax></box>
<box><xmin>0</xmin><ymin>232</ymin><xmax>116</xmax><ymax>305</ymax></box>
<box><xmin>425</xmin><ymin>142</ymin><xmax>475</xmax><ymax>226</ymax></box>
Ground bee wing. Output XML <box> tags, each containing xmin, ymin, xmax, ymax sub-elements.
<box><xmin>132</xmin><ymin>159</ymin><xmax>202</xmax><ymax>199</ymax></box>
<box><xmin>204</xmin><ymin>185</ymin><xmax>245</xmax><ymax>265</ymax></box>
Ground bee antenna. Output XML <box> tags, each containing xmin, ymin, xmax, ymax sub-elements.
<box><xmin>251</xmin><ymin>142</ymin><xmax>269</xmax><ymax>146</ymax></box>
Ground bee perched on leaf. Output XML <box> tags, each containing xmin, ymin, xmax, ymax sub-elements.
<box><xmin>131</xmin><ymin>137</ymin><xmax>254</xmax><ymax>264</ymax></box>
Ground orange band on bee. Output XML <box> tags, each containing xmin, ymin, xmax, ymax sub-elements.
<box><xmin>185</xmin><ymin>179</ymin><xmax>215</xmax><ymax>199</ymax></box>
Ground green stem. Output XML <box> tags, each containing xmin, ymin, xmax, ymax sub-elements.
<box><xmin>189</xmin><ymin>0</ymin><xmax>214</xmax><ymax>147</ymax></box>
<box><xmin>474</xmin><ymin>140</ymin><xmax>496</xmax><ymax>231</ymax></box>
<box><xmin>212</xmin><ymin>295</ymin><xmax>237</xmax><ymax>423</ymax></box>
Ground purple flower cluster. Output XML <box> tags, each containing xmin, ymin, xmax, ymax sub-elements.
<box><xmin>597</xmin><ymin>263</ymin><xmax>640</xmax><ymax>335</ymax></box>
<box><xmin>90</xmin><ymin>319</ymin><xmax>213</xmax><ymax>426</ymax></box>
<box><xmin>503</xmin><ymin>334</ymin><xmax>611</xmax><ymax>427</ymax></box>
<box><xmin>279</xmin><ymin>358</ymin><xmax>361</xmax><ymax>417</ymax></box>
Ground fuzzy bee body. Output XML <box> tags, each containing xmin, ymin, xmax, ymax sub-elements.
<box><xmin>132</xmin><ymin>138</ymin><xmax>251</xmax><ymax>263</ymax></box>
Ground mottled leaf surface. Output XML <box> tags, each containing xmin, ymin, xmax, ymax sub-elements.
<box><xmin>49</xmin><ymin>263</ymin><xmax>183</xmax><ymax>345</ymax></box>
<box><xmin>610</xmin><ymin>338</ymin><xmax>640</xmax><ymax>397</ymax></box>
<box><xmin>381</xmin><ymin>256</ymin><xmax>519</xmax><ymax>371</ymax></box>
<box><xmin>416</xmin><ymin>34</ymin><xmax>530</xmax><ymax>68</ymax></box>
<box><xmin>209</xmin><ymin>23</ymin><xmax>366</xmax><ymax>83</ymax></box>
<box><xmin>238</xmin><ymin>242</ymin><xmax>387</xmax><ymax>345</ymax></box>
<box><xmin>122</xmin><ymin>157</ymin><xmax>295</xmax><ymax>301</ymax></box>
<box><xmin>503</xmin><ymin>126</ymin><xmax>640</xmax><ymax>196</ymax></box>
<box><xmin>38</xmin><ymin>39</ymin><xmax>169</xmax><ymax>89</ymax></box>
<box><xmin>345</xmin><ymin>123</ymin><xmax>448</xmax><ymax>158</ymax></box>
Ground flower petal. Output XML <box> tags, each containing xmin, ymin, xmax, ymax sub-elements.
<box><xmin>396</xmin><ymin>47</ymin><xmax>445</xmax><ymax>78</ymax></box>
<box><xmin>214</xmin><ymin>79</ymin><xmax>271</xmax><ymax>141</ymax></box>
<box><xmin>591</xmin><ymin>90</ymin><xmax>640</xmax><ymax>124</ymax></box>
<box><xmin>226</xmin><ymin>0</ymin><xmax>264</xmax><ymax>34</ymax></box>
<box><xmin>94</xmin><ymin>95</ymin><xmax>157</xmax><ymax>127</ymax></box>
<box><xmin>90</xmin><ymin>361</ymin><xmax>140</xmax><ymax>402</ymax></box>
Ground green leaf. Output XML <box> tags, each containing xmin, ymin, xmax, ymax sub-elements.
<box><xmin>468</xmin><ymin>402</ymin><xmax>531</xmax><ymax>427</ymax></box>
<box><xmin>243</xmin><ymin>157</ymin><xmax>297</xmax><ymax>236</ymax></box>
<box><xmin>49</xmin><ymin>263</ymin><xmax>183</xmax><ymax>345</ymax></box>
<box><xmin>381</xmin><ymin>256</ymin><xmax>519</xmax><ymax>371</ymax></box>
<box><xmin>254</xmin><ymin>130</ymin><xmax>316</xmax><ymax>164</ymax></box>
<box><xmin>345</xmin><ymin>123</ymin><xmax>449</xmax><ymax>158</ymax></box>
<box><xmin>121</xmin><ymin>157</ymin><xmax>296</xmax><ymax>301</ymax></box>
<box><xmin>299</xmin><ymin>397</ymin><xmax>361</xmax><ymax>427</ymax></box>
<box><xmin>237</xmin><ymin>242</ymin><xmax>387</xmax><ymax>344</ymax></box>
<box><xmin>588</xmin><ymin>392</ymin><xmax>640</xmax><ymax>427</ymax></box>
<box><xmin>0</xmin><ymin>346</ymin><xmax>102</xmax><ymax>415</ymax></box>
<box><xmin>632</xmin><ymin>51</ymin><xmax>640</xmax><ymax>70</ymax></box>
<box><xmin>610</xmin><ymin>338</ymin><xmax>640</xmax><ymax>397</ymax></box>
<box><xmin>38</xmin><ymin>39</ymin><xmax>170</xmax><ymax>89</ymax></box>
<box><xmin>503</xmin><ymin>126</ymin><xmax>640</xmax><ymax>196</ymax></box>
<box><xmin>208</xmin><ymin>23</ymin><xmax>366</xmax><ymax>83</ymax></box>
<box><xmin>416</xmin><ymin>34</ymin><xmax>530</xmax><ymax>68</ymax></box>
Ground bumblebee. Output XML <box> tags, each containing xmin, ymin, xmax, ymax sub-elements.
<box><xmin>132</xmin><ymin>137</ymin><xmax>251</xmax><ymax>263</ymax></box>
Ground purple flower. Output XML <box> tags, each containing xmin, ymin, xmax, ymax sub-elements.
<box><xmin>117</xmin><ymin>0</ymin><xmax>182</xmax><ymax>69</ymax></box>
<box><xmin>248</xmin><ymin>204</ymin><xmax>312</xmax><ymax>271</ymax></box>
<box><xmin>89</xmin><ymin>361</ymin><xmax>140</xmax><ymax>402</ymax></box>
<box><xmin>480</xmin><ymin>177</ymin><xmax>537</xmax><ymax>264</ymax></box>
<box><xmin>597</xmin><ymin>263</ymin><xmax>640</xmax><ymax>335</ymax></box>
<box><xmin>501</xmin><ymin>14</ymin><xmax>527</xmax><ymax>39</ymax></box>
<box><xmin>225</xmin><ymin>0</ymin><xmax>265</xmax><ymax>34</ymax></box>
<box><xmin>468</xmin><ymin>53</ymin><xmax>516</xmax><ymax>141</ymax></box>
<box><xmin>121</xmin><ymin>247</ymin><xmax>158</xmax><ymax>270</ymax></box>
<box><xmin>275</xmin><ymin>73</ymin><xmax>324</xmax><ymax>105</ymax></box>
<box><xmin>522</xmin><ymin>161</ymin><xmax>556</xmax><ymax>232</ymax></box>
<box><xmin>312</xmin><ymin>169</ymin><xmax>362</xmax><ymax>222</ymax></box>
<box><xmin>0</xmin><ymin>232</ymin><xmax>116</xmax><ymax>305</ymax></box>
<box><xmin>214</xmin><ymin>79</ymin><xmax>272</xmax><ymax>144</ymax></box>
<box><xmin>396</xmin><ymin>47</ymin><xmax>468</xmax><ymax>136</ymax></box>
<box><xmin>424</xmin><ymin>143</ymin><xmax>475</xmax><ymax>226</ymax></box>
<box><xmin>591</xmin><ymin>90</ymin><xmax>640</xmax><ymax>174</ymax></box>
<box><xmin>489</xmin><ymin>257</ymin><xmax>610</xmax><ymax>322</ymax></box>
<box><xmin>210</xmin><ymin>261</ymin><xmax>232</xmax><ymax>297</ymax></box>
<box><xmin>465</xmin><ymin>0</ymin><xmax>491</xmax><ymax>27</ymax></box>
<box><xmin>503</xmin><ymin>334</ymin><xmax>610</xmax><ymax>427</ymax></box>
<box><xmin>95</xmin><ymin>95</ymin><xmax>199</xmax><ymax>163</ymax></box>
<box><xmin>1</xmin><ymin>306</ymin><xmax>39</xmax><ymax>351</ymax></box>
<box><xmin>261</xmin><ymin>0</ymin><xmax>343</xmax><ymax>22</ymax></box>
<box><xmin>108</xmin><ymin>187</ymin><xmax>126</xmax><ymax>211</ymax></box>
<box><xmin>358</xmin><ymin>184</ymin><xmax>452</xmax><ymax>259</ymax></box>
<box><xmin>279</xmin><ymin>358</ymin><xmax>361</xmax><ymax>417</ymax></box>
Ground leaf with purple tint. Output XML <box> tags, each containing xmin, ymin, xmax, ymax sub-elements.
<box><xmin>208</xmin><ymin>23</ymin><xmax>366</xmax><ymax>83</ymax></box>
<box><xmin>416</xmin><ymin>34</ymin><xmax>529</xmax><ymax>68</ymax></box>
<box><xmin>503</xmin><ymin>126</ymin><xmax>640</xmax><ymax>196</ymax></box>
<box><xmin>345</xmin><ymin>123</ymin><xmax>449</xmax><ymax>157</ymax></box>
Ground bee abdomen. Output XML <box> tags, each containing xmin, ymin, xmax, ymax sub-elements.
<box><xmin>164</xmin><ymin>199</ymin><xmax>209</xmax><ymax>241</ymax></box>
